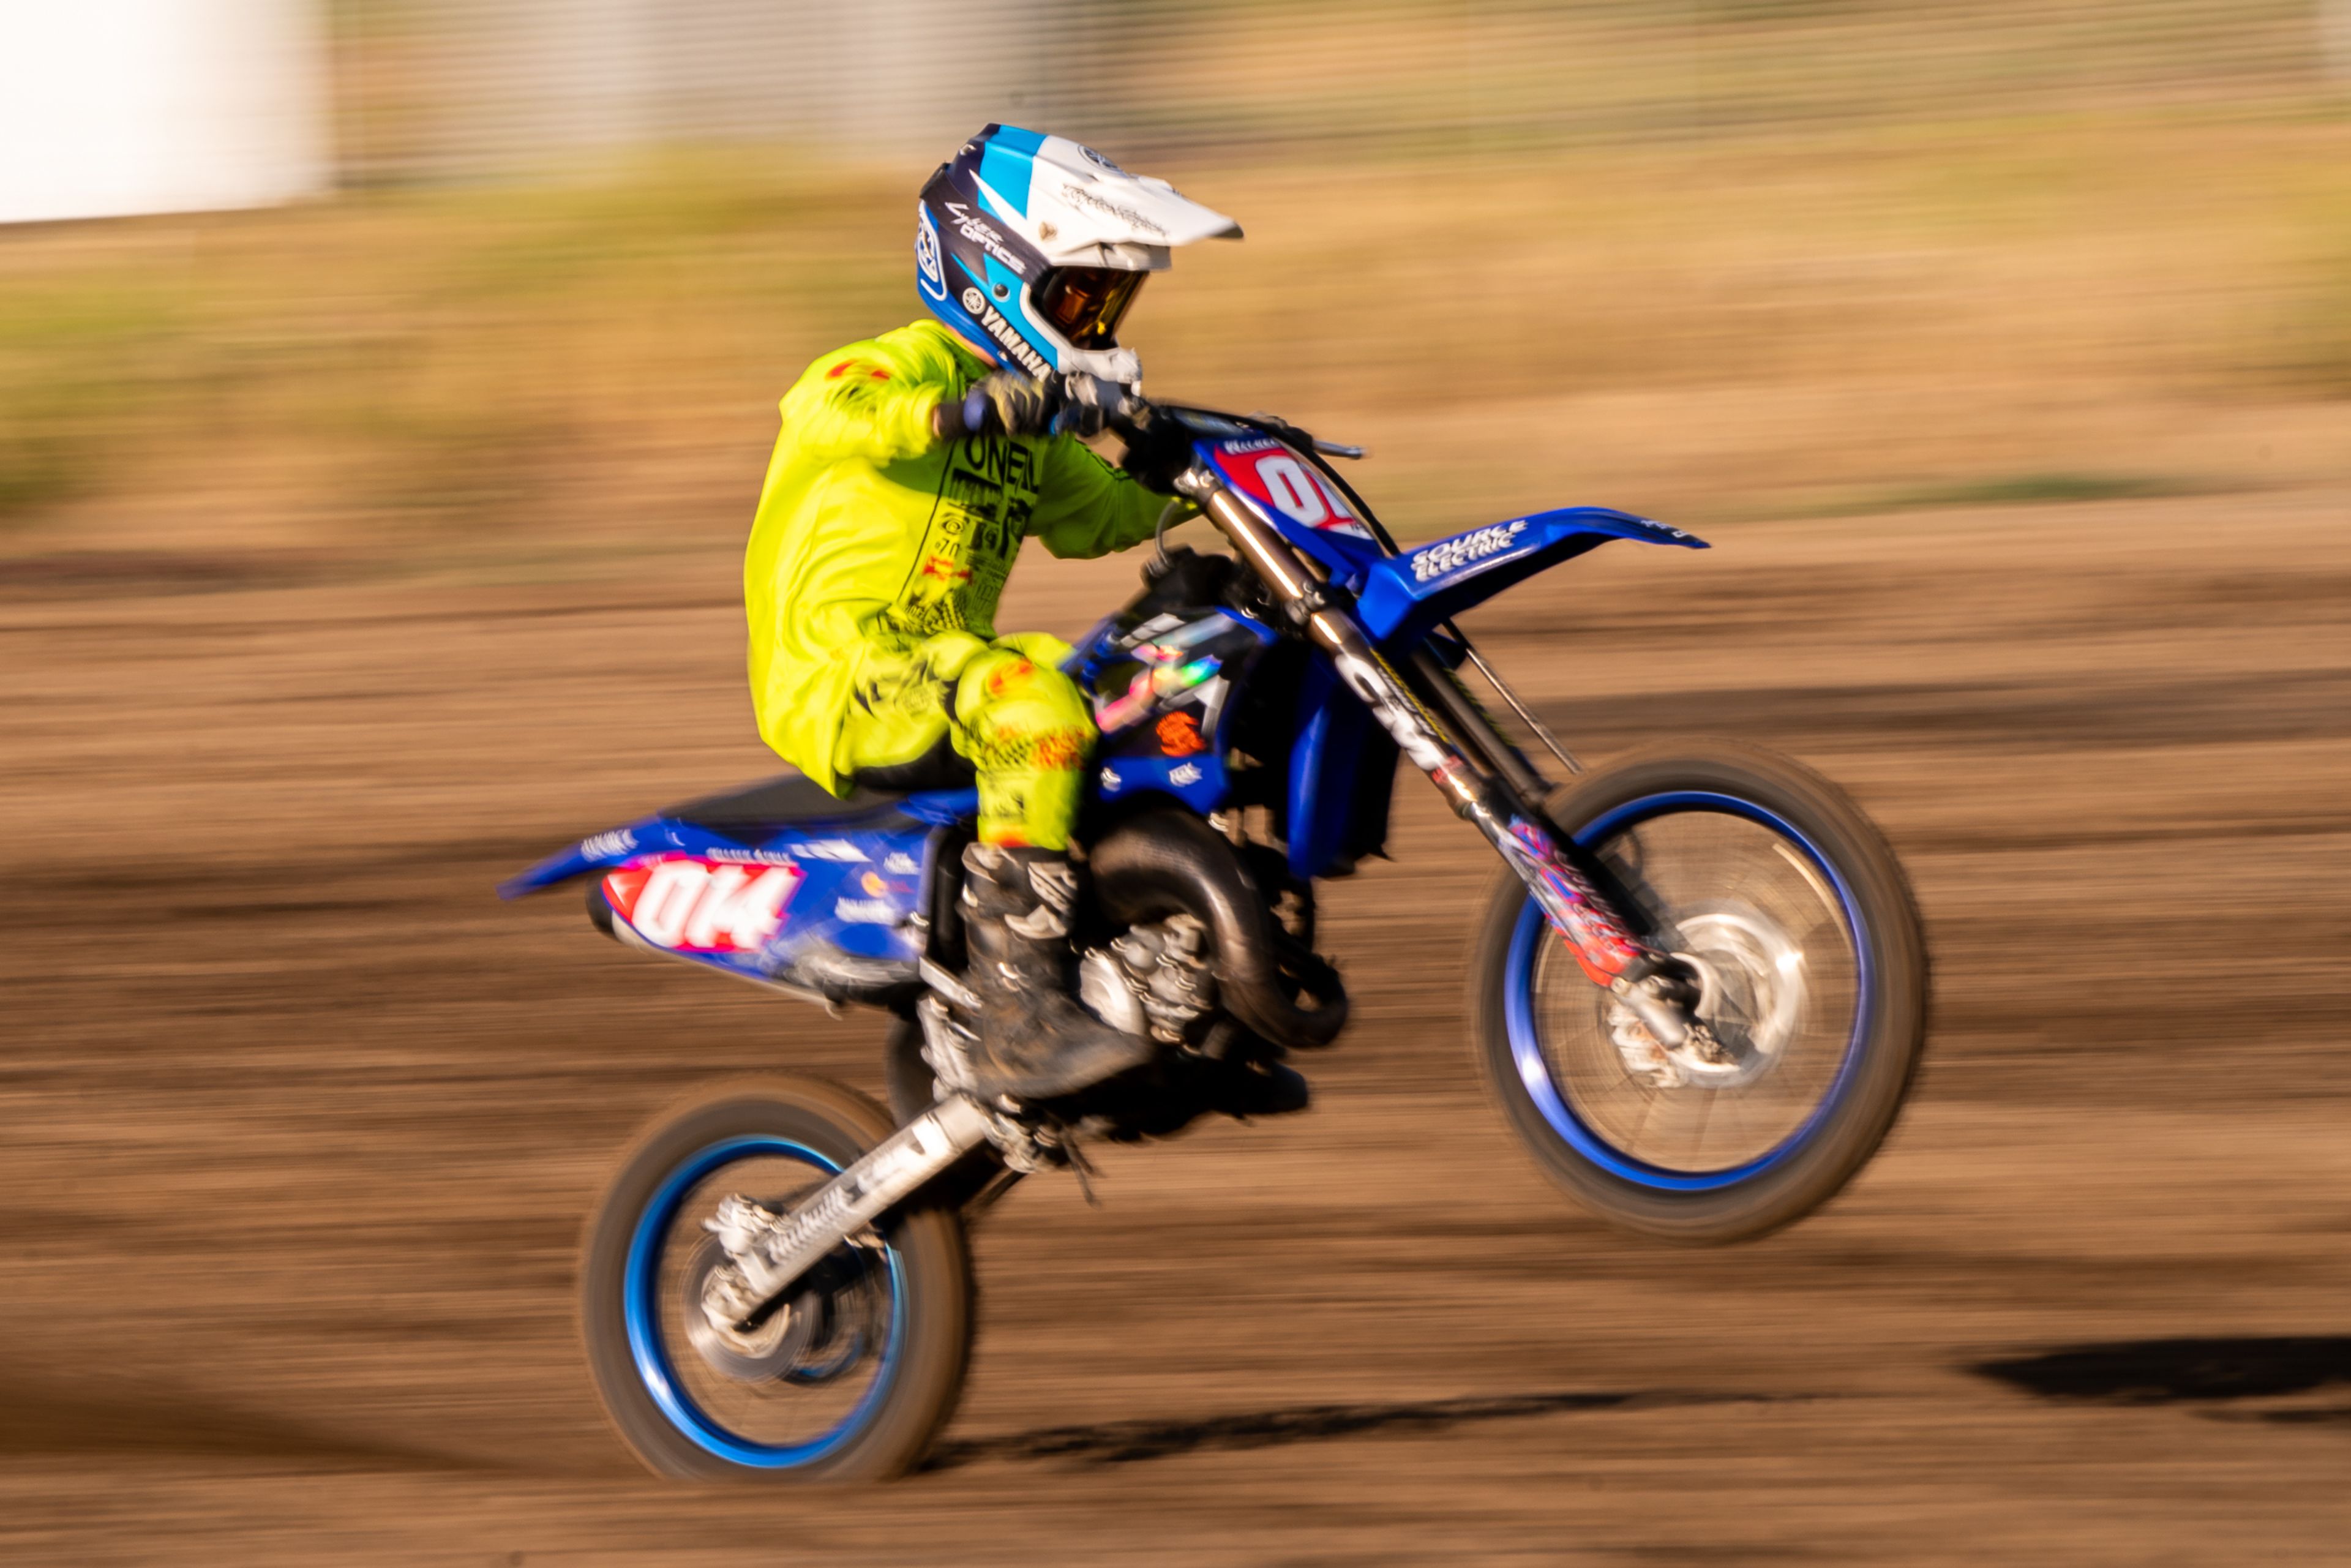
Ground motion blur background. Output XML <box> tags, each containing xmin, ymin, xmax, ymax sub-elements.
<box><xmin>9</xmin><ymin>6</ymin><xmax>2351</xmax><ymax>1563</ymax></box>
<box><xmin>6</xmin><ymin>0</ymin><xmax>2350</xmax><ymax>561</ymax></box>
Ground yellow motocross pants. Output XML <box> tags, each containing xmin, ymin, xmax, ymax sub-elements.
<box><xmin>836</xmin><ymin>630</ymin><xmax>1094</xmax><ymax>851</ymax></box>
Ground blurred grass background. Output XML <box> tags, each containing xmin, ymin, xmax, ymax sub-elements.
<box><xmin>2</xmin><ymin>0</ymin><xmax>2349</xmax><ymax>575</ymax></box>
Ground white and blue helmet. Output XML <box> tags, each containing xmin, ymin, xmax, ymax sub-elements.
<box><xmin>917</xmin><ymin>124</ymin><xmax>1241</xmax><ymax>388</ymax></box>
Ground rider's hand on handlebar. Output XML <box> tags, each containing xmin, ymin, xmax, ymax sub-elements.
<box><xmin>930</xmin><ymin>372</ymin><xmax>1178</xmax><ymax>490</ymax></box>
<box><xmin>1046</xmin><ymin>373</ymin><xmax>1185</xmax><ymax>492</ymax></box>
<box><xmin>1046</xmin><ymin>371</ymin><xmax>1136</xmax><ymax>440</ymax></box>
<box><xmin>1116</xmin><ymin>409</ymin><xmax>1193</xmax><ymax>495</ymax></box>
<box><xmin>935</xmin><ymin>372</ymin><xmax>1061</xmax><ymax>441</ymax></box>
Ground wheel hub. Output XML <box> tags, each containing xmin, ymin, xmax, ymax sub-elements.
<box><xmin>683</xmin><ymin>1232</ymin><xmax>820</xmax><ymax>1382</ymax></box>
<box><xmin>1601</xmin><ymin>902</ymin><xmax>1805</xmax><ymax>1089</ymax></box>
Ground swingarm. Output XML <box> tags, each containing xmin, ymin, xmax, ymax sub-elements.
<box><xmin>698</xmin><ymin>1092</ymin><xmax>994</xmax><ymax>1330</ymax></box>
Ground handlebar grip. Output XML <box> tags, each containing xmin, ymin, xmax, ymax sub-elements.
<box><xmin>1054</xmin><ymin>370</ymin><xmax>1150</xmax><ymax>438</ymax></box>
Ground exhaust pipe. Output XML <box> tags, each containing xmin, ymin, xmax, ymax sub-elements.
<box><xmin>1088</xmin><ymin>809</ymin><xmax>1349</xmax><ymax>1050</ymax></box>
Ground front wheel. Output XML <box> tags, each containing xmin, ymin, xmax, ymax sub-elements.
<box><xmin>1471</xmin><ymin>743</ymin><xmax>1928</xmax><ymax>1244</ymax></box>
<box><xmin>579</xmin><ymin>1076</ymin><xmax>973</xmax><ymax>1480</ymax></box>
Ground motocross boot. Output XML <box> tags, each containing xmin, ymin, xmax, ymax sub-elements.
<box><xmin>957</xmin><ymin>842</ymin><xmax>1155</xmax><ymax>1100</ymax></box>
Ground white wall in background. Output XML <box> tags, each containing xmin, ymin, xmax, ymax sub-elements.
<box><xmin>0</xmin><ymin>0</ymin><xmax>329</xmax><ymax>224</ymax></box>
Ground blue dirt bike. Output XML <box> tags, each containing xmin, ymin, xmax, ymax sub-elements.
<box><xmin>504</xmin><ymin>390</ymin><xmax>1929</xmax><ymax>1482</ymax></box>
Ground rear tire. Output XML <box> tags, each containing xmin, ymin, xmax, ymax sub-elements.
<box><xmin>580</xmin><ymin>1076</ymin><xmax>972</xmax><ymax>1481</ymax></box>
<box><xmin>1471</xmin><ymin>743</ymin><xmax>1927</xmax><ymax>1244</ymax></box>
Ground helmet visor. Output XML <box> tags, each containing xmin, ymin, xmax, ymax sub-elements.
<box><xmin>1037</xmin><ymin>266</ymin><xmax>1147</xmax><ymax>350</ymax></box>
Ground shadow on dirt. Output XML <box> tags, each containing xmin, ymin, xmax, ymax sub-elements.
<box><xmin>928</xmin><ymin>1388</ymin><xmax>1774</xmax><ymax>1471</ymax></box>
<box><xmin>0</xmin><ymin>1368</ymin><xmax>478</xmax><ymax>1471</ymax></box>
<box><xmin>1973</xmin><ymin>1337</ymin><xmax>2351</xmax><ymax>1427</ymax></box>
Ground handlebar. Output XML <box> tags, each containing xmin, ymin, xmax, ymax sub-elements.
<box><xmin>1055</xmin><ymin>373</ymin><xmax>1365</xmax><ymax>460</ymax></box>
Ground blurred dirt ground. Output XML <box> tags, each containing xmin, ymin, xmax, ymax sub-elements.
<box><xmin>5</xmin><ymin>487</ymin><xmax>2351</xmax><ymax>1564</ymax></box>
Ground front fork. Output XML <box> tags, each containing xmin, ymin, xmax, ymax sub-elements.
<box><xmin>1189</xmin><ymin>480</ymin><xmax>1708</xmax><ymax>1050</ymax></box>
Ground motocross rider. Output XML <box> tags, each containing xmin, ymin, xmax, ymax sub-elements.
<box><xmin>744</xmin><ymin>125</ymin><xmax>1241</xmax><ymax>1100</ymax></box>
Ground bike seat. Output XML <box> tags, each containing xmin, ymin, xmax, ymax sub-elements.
<box><xmin>662</xmin><ymin>773</ymin><xmax>916</xmax><ymax>836</ymax></box>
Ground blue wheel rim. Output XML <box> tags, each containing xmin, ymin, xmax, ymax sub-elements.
<box><xmin>1503</xmin><ymin>791</ymin><xmax>1873</xmax><ymax>1192</ymax></box>
<box><xmin>622</xmin><ymin>1135</ymin><xmax>905</xmax><ymax>1468</ymax></box>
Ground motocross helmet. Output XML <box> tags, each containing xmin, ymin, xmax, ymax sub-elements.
<box><xmin>916</xmin><ymin>124</ymin><xmax>1241</xmax><ymax>387</ymax></box>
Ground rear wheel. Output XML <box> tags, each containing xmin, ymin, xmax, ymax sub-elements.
<box><xmin>1471</xmin><ymin>743</ymin><xmax>1927</xmax><ymax>1244</ymax></box>
<box><xmin>580</xmin><ymin>1076</ymin><xmax>972</xmax><ymax>1480</ymax></box>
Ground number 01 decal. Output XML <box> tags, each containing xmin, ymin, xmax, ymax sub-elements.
<box><xmin>1221</xmin><ymin>444</ymin><xmax>1372</xmax><ymax>538</ymax></box>
<box><xmin>1258</xmin><ymin>456</ymin><xmax>1327</xmax><ymax>524</ymax></box>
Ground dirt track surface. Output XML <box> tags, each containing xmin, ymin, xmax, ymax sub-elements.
<box><xmin>6</xmin><ymin>495</ymin><xmax>2351</xmax><ymax>1564</ymax></box>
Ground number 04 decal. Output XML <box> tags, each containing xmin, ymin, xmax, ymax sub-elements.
<box><xmin>604</xmin><ymin>858</ymin><xmax>803</xmax><ymax>953</ymax></box>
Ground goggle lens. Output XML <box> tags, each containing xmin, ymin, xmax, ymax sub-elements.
<box><xmin>1038</xmin><ymin>268</ymin><xmax>1146</xmax><ymax>348</ymax></box>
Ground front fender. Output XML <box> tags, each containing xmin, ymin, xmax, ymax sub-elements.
<box><xmin>1354</xmin><ymin>507</ymin><xmax>1705</xmax><ymax>646</ymax></box>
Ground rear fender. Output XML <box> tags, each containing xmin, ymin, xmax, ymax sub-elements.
<box><xmin>501</xmin><ymin>802</ymin><xmax>958</xmax><ymax>1000</ymax></box>
<box><xmin>499</xmin><ymin>819</ymin><xmax>714</xmax><ymax>899</ymax></box>
<box><xmin>1354</xmin><ymin>508</ymin><xmax>1705</xmax><ymax>647</ymax></box>
<box><xmin>497</xmin><ymin>787</ymin><xmax>977</xmax><ymax>901</ymax></box>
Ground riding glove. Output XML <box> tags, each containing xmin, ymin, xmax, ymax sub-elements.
<box><xmin>942</xmin><ymin>372</ymin><xmax>1061</xmax><ymax>440</ymax></box>
<box><xmin>1117</xmin><ymin>410</ymin><xmax>1198</xmax><ymax>495</ymax></box>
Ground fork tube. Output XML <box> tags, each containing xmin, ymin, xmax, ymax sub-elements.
<box><xmin>1195</xmin><ymin>479</ymin><xmax>1543</xmax><ymax>808</ymax></box>
<box><xmin>1402</xmin><ymin>646</ymin><xmax>1554</xmax><ymax>807</ymax></box>
<box><xmin>1197</xmin><ymin>485</ymin><xmax>1473</xmax><ymax>800</ymax></box>
<box><xmin>1403</xmin><ymin>647</ymin><xmax>1659</xmax><ymax>949</ymax></box>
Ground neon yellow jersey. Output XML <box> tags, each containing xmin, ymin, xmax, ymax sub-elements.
<box><xmin>745</xmin><ymin>320</ymin><xmax>1177</xmax><ymax>792</ymax></box>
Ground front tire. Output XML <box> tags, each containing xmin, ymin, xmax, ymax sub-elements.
<box><xmin>580</xmin><ymin>1076</ymin><xmax>973</xmax><ymax>1481</ymax></box>
<box><xmin>1471</xmin><ymin>743</ymin><xmax>1927</xmax><ymax>1244</ymax></box>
